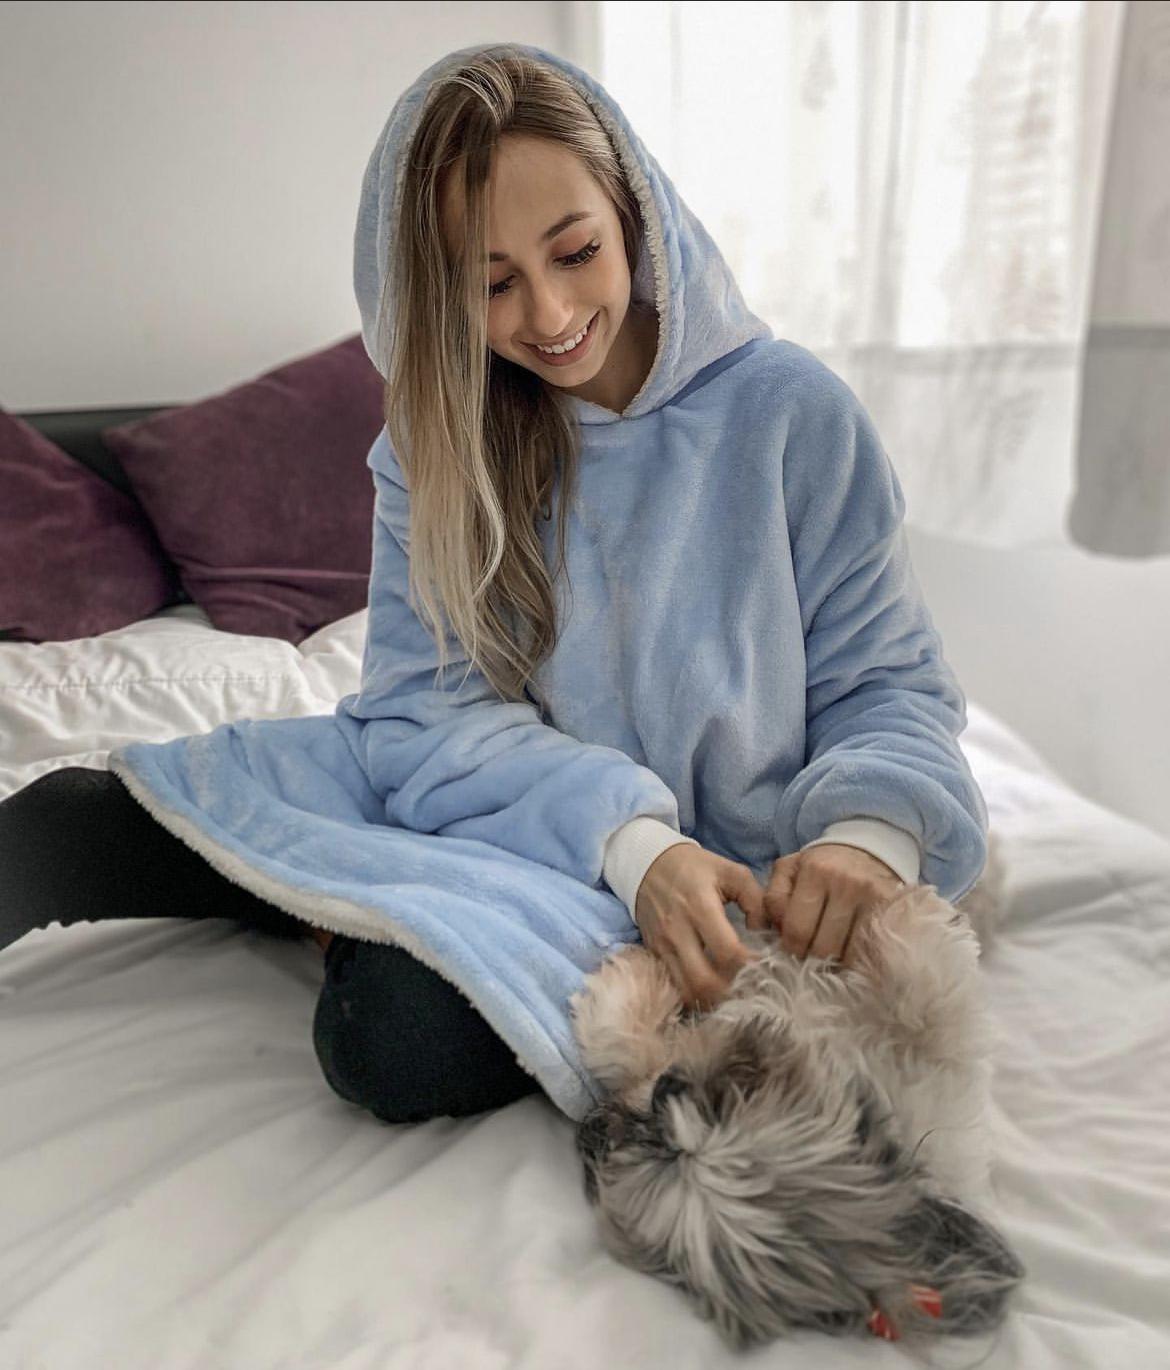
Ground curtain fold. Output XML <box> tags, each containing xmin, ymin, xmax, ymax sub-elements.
<box><xmin>601</xmin><ymin>1</ymin><xmax>1166</xmax><ymax>555</ymax></box>
<box><xmin>1068</xmin><ymin>1</ymin><xmax>1170</xmax><ymax>557</ymax></box>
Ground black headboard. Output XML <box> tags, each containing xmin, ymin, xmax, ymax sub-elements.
<box><xmin>20</xmin><ymin>407</ymin><xmax>168</xmax><ymax>495</ymax></box>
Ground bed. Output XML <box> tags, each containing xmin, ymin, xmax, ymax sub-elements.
<box><xmin>2</xmin><ymin>405</ymin><xmax>1169</xmax><ymax>1370</ymax></box>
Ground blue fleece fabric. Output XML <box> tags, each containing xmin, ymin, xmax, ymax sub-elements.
<box><xmin>110</xmin><ymin>43</ymin><xmax>986</xmax><ymax>1121</ymax></box>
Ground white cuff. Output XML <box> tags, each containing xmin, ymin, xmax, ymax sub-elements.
<box><xmin>603</xmin><ymin>817</ymin><xmax>699</xmax><ymax>923</ymax></box>
<box><xmin>801</xmin><ymin>820</ymin><xmax>921</xmax><ymax>887</ymax></box>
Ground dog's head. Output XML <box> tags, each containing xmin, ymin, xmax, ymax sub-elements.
<box><xmin>576</xmin><ymin>1013</ymin><xmax>1023</xmax><ymax>1349</ymax></box>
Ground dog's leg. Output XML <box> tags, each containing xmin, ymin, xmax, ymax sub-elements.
<box><xmin>570</xmin><ymin>946</ymin><xmax>683</xmax><ymax>1098</ymax></box>
<box><xmin>849</xmin><ymin>889</ymin><xmax>984</xmax><ymax>1056</ymax></box>
<box><xmin>850</xmin><ymin>889</ymin><xmax>993</xmax><ymax>1198</ymax></box>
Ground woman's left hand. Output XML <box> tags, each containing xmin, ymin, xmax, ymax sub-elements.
<box><xmin>747</xmin><ymin>843</ymin><xmax>904</xmax><ymax>965</ymax></box>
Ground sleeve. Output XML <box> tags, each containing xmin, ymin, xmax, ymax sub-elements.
<box><xmin>335</xmin><ymin>429</ymin><xmax>682</xmax><ymax>886</ymax></box>
<box><xmin>602</xmin><ymin>816</ymin><xmax>699</xmax><ymax>920</ymax></box>
<box><xmin>775</xmin><ymin>361</ymin><xmax>988</xmax><ymax>902</ymax></box>
<box><xmin>802</xmin><ymin>818</ymin><xmax>921</xmax><ymax>886</ymax></box>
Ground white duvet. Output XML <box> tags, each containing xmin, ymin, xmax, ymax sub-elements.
<box><xmin>1</xmin><ymin>607</ymin><xmax>1168</xmax><ymax>1370</ymax></box>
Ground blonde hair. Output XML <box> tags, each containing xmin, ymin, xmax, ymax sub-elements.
<box><xmin>384</xmin><ymin>49</ymin><xmax>643</xmax><ymax>700</ymax></box>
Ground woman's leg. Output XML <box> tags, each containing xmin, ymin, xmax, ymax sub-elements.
<box><xmin>3</xmin><ymin>767</ymin><xmax>541</xmax><ymax>1122</ymax></box>
<box><xmin>0</xmin><ymin>767</ymin><xmax>308</xmax><ymax>952</ymax></box>
<box><xmin>313</xmin><ymin>935</ymin><xmax>542</xmax><ymax>1123</ymax></box>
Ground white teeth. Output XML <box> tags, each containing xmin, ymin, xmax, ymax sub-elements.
<box><xmin>537</xmin><ymin>321</ymin><xmax>589</xmax><ymax>355</ymax></box>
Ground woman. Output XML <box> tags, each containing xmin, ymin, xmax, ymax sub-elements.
<box><xmin>0</xmin><ymin>44</ymin><xmax>986</xmax><ymax>1126</ymax></box>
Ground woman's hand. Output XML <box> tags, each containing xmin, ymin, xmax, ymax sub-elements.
<box><xmin>634</xmin><ymin>844</ymin><xmax>765</xmax><ymax>1010</ymax></box>
<box><xmin>749</xmin><ymin>844</ymin><xmax>904</xmax><ymax>966</ymax></box>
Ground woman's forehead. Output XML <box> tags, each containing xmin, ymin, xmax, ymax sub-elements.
<box><xmin>438</xmin><ymin>135</ymin><xmax>609</xmax><ymax>258</ymax></box>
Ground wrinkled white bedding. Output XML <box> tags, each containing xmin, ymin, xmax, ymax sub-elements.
<box><xmin>1</xmin><ymin>608</ymin><xmax>1168</xmax><ymax>1370</ymax></box>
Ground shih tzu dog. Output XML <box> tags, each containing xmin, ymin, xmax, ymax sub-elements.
<box><xmin>570</xmin><ymin>857</ymin><xmax>1024</xmax><ymax>1349</ymax></box>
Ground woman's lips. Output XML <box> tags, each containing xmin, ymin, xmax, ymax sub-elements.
<box><xmin>525</xmin><ymin>313</ymin><xmax>598</xmax><ymax>367</ymax></box>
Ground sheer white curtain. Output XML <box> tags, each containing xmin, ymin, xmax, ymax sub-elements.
<box><xmin>599</xmin><ymin>1</ymin><xmax>1168</xmax><ymax>554</ymax></box>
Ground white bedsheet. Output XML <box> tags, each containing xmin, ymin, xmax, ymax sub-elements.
<box><xmin>1</xmin><ymin>609</ymin><xmax>1168</xmax><ymax>1370</ymax></box>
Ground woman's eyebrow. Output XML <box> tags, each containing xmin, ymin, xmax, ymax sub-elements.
<box><xmin>489</xmin><ymin>211</ymin><xmax>597</xmax><ymax>263</ymax></box>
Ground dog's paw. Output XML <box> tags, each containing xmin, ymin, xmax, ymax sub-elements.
<box><xmin>853</xmin><ymin>887</ymin><xmax>973</xmax><ymax>974</ymax></box>
<box><xmin>851</xmin><ymin>888</ymin><xmax>988</xmax><ymax>1067</ymax></box>
<box><xmin>571</xmin><ymin>945</ymin><xmax>683</xmax><ymax>1096</ymax></box>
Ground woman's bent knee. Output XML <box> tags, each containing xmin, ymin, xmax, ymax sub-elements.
<box><xmin>312</xmin><ymin>936</ymin><xmax>540</xmax><ymax>1124</ymax></box>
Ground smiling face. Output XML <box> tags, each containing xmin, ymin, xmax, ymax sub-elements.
<box><xmin>441</xmin><ymin>134</ymin><xmax>657</xmax><ymax>414</ymax></box>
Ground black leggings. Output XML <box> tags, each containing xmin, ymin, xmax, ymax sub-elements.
<box><xmin>0</xmin><ymin>768</ymin><xmax>540</xmax><ymax>1123</ymax></box>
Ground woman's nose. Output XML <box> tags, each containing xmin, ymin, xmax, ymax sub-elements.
<box><xmin>525</xmin><ymin>276</ymin><xmax>574</xmax><ymax>341</ymax></box>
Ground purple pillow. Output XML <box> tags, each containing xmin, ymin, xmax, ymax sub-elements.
<box><xmin>0</xmin><ymin>409</ymin><xmax>176</xmax><ymax>642</ymax></box>
<box><xmin>103</xmin><ymin>335</ymin><xmax>385</xmax><ymax>644</ymax></box>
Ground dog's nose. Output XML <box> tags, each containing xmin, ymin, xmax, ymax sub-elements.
<box><xmin>651</xmin><ymin>1071</ymin><xmax>688</xmax><ymax>1114</ymax></box>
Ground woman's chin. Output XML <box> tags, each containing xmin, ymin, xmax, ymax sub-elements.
<box><xmin>535</xmin><ymin>354</ymin><xmax>607</xmax><ymax>396</ymax></box>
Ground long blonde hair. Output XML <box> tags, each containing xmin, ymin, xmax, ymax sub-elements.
<box><xmin>383</xmin><ymin>49</ymin><xmax>643</xmax><ymax>700</ymax></box>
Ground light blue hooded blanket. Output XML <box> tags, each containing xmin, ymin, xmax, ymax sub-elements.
<box><xmin>110</xmin><ymin>43</ymin><xmax>987</xmax><ymax>1121</ymax></box>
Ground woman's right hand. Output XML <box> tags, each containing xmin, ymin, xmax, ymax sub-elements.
<box><xmin>634</xmin><ymin>843</ymin><xmax>765</xmax><ymax>1010</ymax></box>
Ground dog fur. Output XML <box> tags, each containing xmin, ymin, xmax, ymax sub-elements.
<box><xmin>571</xmin><ymin>868</ymin><xmax>1023</xmax><ymax>1349</ymax></box>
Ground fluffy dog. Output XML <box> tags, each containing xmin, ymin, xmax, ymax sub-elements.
<box><xmin>570</xmin><ymin>868</ymin><xmax>1024</xmax><ymax>1349</ymax></box>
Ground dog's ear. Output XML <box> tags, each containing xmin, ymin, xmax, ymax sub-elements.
<box><xmin>902</xmin><ymin>1194</ymin><xmax>1025</xmax><ymax>1335</ymax></box>
<box><xmin>576</xmin><ymin>1102</ymin><xmax>635</xmax><ymax>1202</ymax></box>
<box><xmin>852</xmin><ymin>1106</ymin><xmax>1024</xmax><ymax>1338</ymax></box>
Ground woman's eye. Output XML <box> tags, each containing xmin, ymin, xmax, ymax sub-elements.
<box><xmin>559</xmin><ymin>240</ymin><xmax>601</xmax><ymax>268</ymax></box>
<box><xmin>487</xmin><ymin>242</ymin><xmax>601</xmax><ymax>299</ymax></box>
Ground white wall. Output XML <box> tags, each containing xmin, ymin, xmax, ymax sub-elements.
<box><xmin>907</xmin><ymin>531</ymin><xmax>1170</xmax><ymax>842</ymax></box>
<box><xmin>0</xmin><ymin>0</ymin><xmax>581</xmax><ymax>407</ymax></box>
<box><xmin>3</xmin><ymin>1</ymin><xmax>1167</xmax><ymax>841</ymax></box>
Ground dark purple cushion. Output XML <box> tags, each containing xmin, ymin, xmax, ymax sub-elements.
<box><xmin>103</xmin><ymin>335</ymin><xmax>385</xmax><ymax>644</ymax></box>
<box><xmin>0</xmin><ymin>409</ymin><xmax>176</xmax><ymax>642</ymax></box>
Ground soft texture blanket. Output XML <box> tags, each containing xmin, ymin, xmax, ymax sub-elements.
<box><xmin>111</xmin><ymin>43</ymin><xmax>986</xmax><ymax>1120</ymax></box>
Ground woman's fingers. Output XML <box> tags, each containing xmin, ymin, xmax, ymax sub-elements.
<box><xmin>657</xmin><ymin>922</ymin><xmax>729</xmax><ymax>1010</ymax></box>
<box><xmin>761</xmin><ymin>853</ymin><xmax>799</xmax><ymax>931</ymax></box>
<box><xmin>639</xmin><ymin>844</ymin><xmax>906</xmax><ymax>996</ymax></box>
<box><xmin>806</xmin><ymin>891</ymin><xmax>856</xmax><ymax>962</ymax></box>
<box><xmin>708</xmin><ymin>894</ymin><xmax>760</xmax><ymax>976</ymax></box>
<box><xmin>777</xmin><ymin>845</ymin><xmax>904</xmax><ymax>962</ymax></box>
<box><xmin>779</xmin><ymin>872</ymin><xmax>826</xmax><ymax>959</ymax></box>
<box><xmin>665</xmin><ymin>894</ymin><xmax>756</xmax><ymax>1010</ymax></box>
<box><xmin>723</xmin><ymin>860</ymin><xmax>766</xmax><ymax>930</ymax></box>
<box><xmin>632</xmin><ymin>846</ymin><xmax>767</xmax><ymax>1009</ymax></box>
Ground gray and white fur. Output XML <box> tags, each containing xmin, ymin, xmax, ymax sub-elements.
<box><xmin>571</xmin><ymin>866</ymin><xmax>1023</xmax><ymax>1349</ymax></box>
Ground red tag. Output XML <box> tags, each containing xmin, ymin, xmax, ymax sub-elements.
<box><xmin>867</xmin><ymin>1286</ymin><xmax>943</xmax><ymax>1339</ymax></box>
<box><xmin>867</xmin><ymin>1307</ymin><xmax>899</xmax><ymax>1341</ymax></box>
<box><xmin>909</xmin><ymin>1284</ymin><xmax>943</xmax><ymax>1319</ymax></box>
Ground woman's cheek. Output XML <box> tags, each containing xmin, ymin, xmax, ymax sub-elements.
<box><xmin>485</xmin><ymin>301</ymin><xmax>516</xmax><ymax>358</ymax></box>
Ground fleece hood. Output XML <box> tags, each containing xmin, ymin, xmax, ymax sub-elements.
<box><xmin>352</xmin><ymin>42</ymin><xmax>771</xmax><ymax>420</ymax></box>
